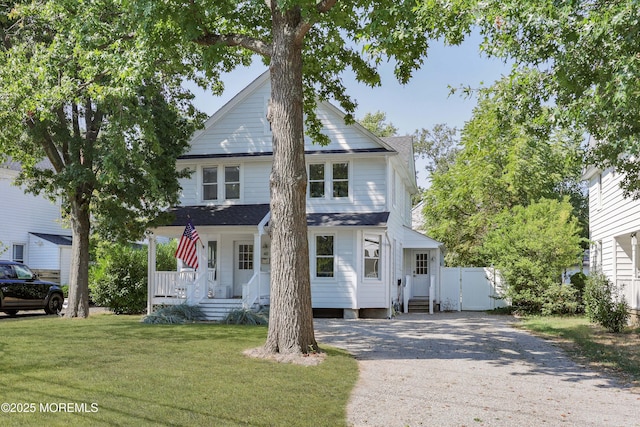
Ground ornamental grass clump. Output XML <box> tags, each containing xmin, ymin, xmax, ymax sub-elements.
<box><xmin>142</xmin><ymin>303</ymin><xmax>205</xmax><ymax>324</ymax></box>
<box><xmin>223</xmin><ymin>307</ymin><xmax>269</xmax><ymax>325</ymax></box>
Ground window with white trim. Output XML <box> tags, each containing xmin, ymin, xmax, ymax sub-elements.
<box><xmin>307</xmin><ymin>162</ymin><xmax>349</xmax><ymax>199</ymax></box>
<box><xmin>309</xmin><ymin>164</ymin><xmax>325</xmax><ymax>198</ymax></box>
<box><xmin>332</xmin><ymin>163</ymin><xmax>349</xmax><ymax>198</ymax></box>
<box><xmin>203</xmin><ymin>167</ymin><xmax>218</xmax><ymax>201</ymax></box>
<box><xmin>202</xmin><ymin>165</ymin><xmax>241</xmax><ymax>201</ymax></box>
<box><xmin>224</xmin><ymin>166</ymin><xmax>240</xmax><ymax>200</ymax></box>
<box><xmin>363</xmin><ymin>235</ymin><xmax>380</xmax><ymax>279</ymax></box>
<box><xmin>12</xmin><ymin>244</ymin><xmax>25</xmax><ymax>263</ymax></box>
<box><xmin>315</xmin><ymin>235</ymin><xmax>334</xmax><ymax>278</ymax></box>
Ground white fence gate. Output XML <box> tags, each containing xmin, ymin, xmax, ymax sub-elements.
<box><xmin>441</xmin><ymin>267</ymin><xmax>506</xmax><ymax>311</ymax></box>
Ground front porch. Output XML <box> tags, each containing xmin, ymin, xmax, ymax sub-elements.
<box><xmin>147</xmin><ymin>205</ymin><xmax>272</xmax><ymax>321</ymax></box>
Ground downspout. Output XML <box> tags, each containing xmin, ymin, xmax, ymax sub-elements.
<box><xmin>384</xmin><ymin>231</ymin><xmax>393</xmax><ymax>318</ymax></box>
<box><xmin>146</xmin><ymin>232</ymin><xmax>156</xmax><ymax>315</ymax></box>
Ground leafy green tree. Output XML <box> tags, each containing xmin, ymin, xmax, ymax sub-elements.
<box><xmin>476</xmin><ymin>1</ymin><xmax>640</xmax><ymax>197</ymax></box>
<box><xmin>359</xmin><ymin>111</ymin><xmax>398</xmax><ymax>137</ymax></box>
<box><xmin>482</xmin><ymin>198</ymin><xmax>584</xmax><ymax>313</ymax></box>
<box><xmin>413</xmin><ymin>123</ymin><xmax>459</xmax><ymax>175</ymax></box>
<box><xmin>422</xmin><ymin>80</ymin><xmax>585</xmax><ymax>266</ymax></box>
<box><xmin>0</xmin><ymin>2</ymin><xmax>201</xmax><ymax>317</ymax></box>
<box><xmin>131</xmin><ymin>1</ymin><xmax>474</xmax><ymax>354</ymax></box>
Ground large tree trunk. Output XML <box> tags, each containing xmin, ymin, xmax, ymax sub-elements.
<box><xmin>65</xmin><ymin>195</ymin><xmax>91</xmax><ymax>318</ymax></box>
<box><xmin>264</xmin><ymin>6</ymin><xmax>317</xmax><ymax>354</ymax></box>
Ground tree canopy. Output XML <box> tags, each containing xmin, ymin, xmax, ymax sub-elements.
<box><xmin>359</xmin><ymin>111</ymin><xmax>398</xmax><ymax>137</ymax></box>
<box><xmin>476</xmin><ymin>0</ymin><xmax>640</xmax><ymax>197</ymax></box>
<box><xmin>422</xmin><ymin>77</ymin><xmax>586</xmax><ymax>266</ymax></box>
<box><xmin>0</xmin><ymin>1</ymin><xmax>201</xmax><ymax>317</ymax></box>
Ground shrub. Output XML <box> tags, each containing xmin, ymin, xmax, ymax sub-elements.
<box><xmin>223</xmin><ymin>308</ymin><xmax>269</xmax><ymax>325</ymax></box>
<box><xmin>483</xmin><ymin>199</ymin><xmax>584</xmax><ymax>314</ymax></box>
<box><xmin>570</xmin><ymin>272</ymin><xmax>587</xmax><ymax>309</ymax></box>
<box><xmin>141</xmin><ymin>304</ymin><xmax>205</xmax><ymax>324</ymax></box>
<box><xmin>89</xmin><ymin>239</ymin><xmax>178</xmax><ymax>315</ymax></box>
<box><xmin>540</xmin><ymin>283</ymin><xmax>579</xmax><ymax>316</ymax></box>
<box><xmin>583</xmin><ymin>272</ymin><xmax>630</xmax><ymax>333</ymax></box>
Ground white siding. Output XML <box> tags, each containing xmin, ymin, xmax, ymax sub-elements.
<box><xmin>588</xmin><ymin>167</ymin><xmax>640</xmax><ymax>312</ymax></box>
<box><xmin>243</xmin><ymin>161</ymin><xmax>272</xmax><ymax>204</ymax></box>
<box><xmin>310</xmin><ymin>229</ymin><xmax>357</xmax><ymax>308</ymax></box>
<box><xmin>185</xmin><ymin>78</ymin><xmax>382</xmax><ymax>158</ymax></box>
<box><xmin>27</xmin><ymin>240</ymin><xmax>60</xmax><ymax>270</ymax></box>
<box><xmin>189</xmin><ymin>83</ymin><xmax>272</xmax><ymax>156</ymax></box>
<box><xmin>589</xmin><ymin>169</ymin><xmax>640</xmax><ymax>274</ymax></box>
<box><xmin>0</xmin><ymin>169</ymin><xmax>69</xmax><ymax>270</ymax></box>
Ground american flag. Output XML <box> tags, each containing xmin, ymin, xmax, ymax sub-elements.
<box><xmin>175</xmin><ymin>220</ymin><xmax>200</xmax><ymax>269</ymax></box>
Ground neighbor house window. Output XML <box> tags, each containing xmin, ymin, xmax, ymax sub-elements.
<box><xmin>309</xmin><ymin>164</ymin><xmax>325</xmax><ymax>198</ymax></box>
<box><xmin>308</xmin><ymin>162</ymin><xmax>349</xmax><ymax>199</ymax></box>
<box><xmin>364</xmin><ymin>235</ymin><xmax>380</xmax><ymax>279</ymax></box>
<box><xmin>315</xmin><ymin>235</ymin><xmax>334</xmax><ymax>278</ymax></box>
<box><xmin>224</xmin><ymin>166</ymin><xmax>240</xmax><ymax>200</ymax></box>
<box><xmin>12</xmin><ymin>244</ymin><xmax>25</xmax><ymax>263</ymax></box>
<box><xmin>203</xmin><ymin>167</ymin><xmax>218</xmax><ymax>201</ymax></box>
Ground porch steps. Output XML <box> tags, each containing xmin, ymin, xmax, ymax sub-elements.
<box><xmin>197</xmin><ymin>299</ymin><xmax>243</xmax><ymax>321</ymax></box>
<box><xmin>408</xmin><ymin>297</ymin><xmax>439</xmax><ymax>313</ymax></box>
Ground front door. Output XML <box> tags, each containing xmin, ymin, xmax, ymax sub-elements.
<box><xmin>412</xmin><ymin>251</ymin><xmax>430</xmax><ymax>297</ymax></box>
<box><xmin>233</xmin><ymin>241</ymin><xmax>254</xmax><ymax>297</ymax></box>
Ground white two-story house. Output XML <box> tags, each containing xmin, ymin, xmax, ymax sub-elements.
<box><xmin>583</xmin><ymin>137</ymin><xmax>640</xmax><ymax>324</ymax></box>
<box><xmin>147</xmin><ymin>72</ymin><xmax>443</xmax><ymax>320</ymax></box>
<box><xmin>0</xmin><ymin>161</ymin><xmax>72</xmax><ymax>284</ymax></box>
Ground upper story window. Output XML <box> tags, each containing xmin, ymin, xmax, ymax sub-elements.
<box><xmin>225</xmin><ymin>166</ymin><xmax>240</xmax><ymax>200</ymax></box>
<box><xmin>203</xmin><ymin>167</ymin><xmax>218</xmax><ymax>200</ymax></box>
<box><xmin>332</xmin><ymin>163</ymin><xmax>349</xmax><ymax>198</ymax></box>
<box><xmin>202</xmin><ymin>165</ymin><xmax>241</xmax><ymax>202</ymax></box>
<box><xmin>309</xmin><ymin>164</ymin><xmax>325</xmax><ymax>198</ymax></box>
<box><xmin>308</xmin><ymin>162</ymin><xmax>349</xmax><ymax>200</ymax></box>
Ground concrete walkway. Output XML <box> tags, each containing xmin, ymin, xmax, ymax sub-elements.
<box><xmin>314</xmin><ymin>312</ymin><xmax>640</xmax><ymax>427</ymax></box>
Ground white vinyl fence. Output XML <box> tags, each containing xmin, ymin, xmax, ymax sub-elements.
<box><xmin>440</xmin><ymin>267</ymin><xmax>507</xmax><ymax>311</ymax></box>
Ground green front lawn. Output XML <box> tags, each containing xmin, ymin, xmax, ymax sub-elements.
<box><xmin>0</xmin><ymin>314</ymin><xmax>358</xmax><ymax>426</ymax></box>
<box><xmin>518</xmin><ymin>316</ymin><xmax>640</xmax><ymax>388</ymax></box>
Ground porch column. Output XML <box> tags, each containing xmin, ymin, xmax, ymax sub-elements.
<box><xmin>147</xmin><ymin>232</ymin><xmax>156</xmax><ymax>315</ymax></box>
<box><xmin>254</xmin><ymin>233</ymin><xmax>261</xmax><ymax>301</ymax></box>
<box><xmin>632</xmin><ymin>234</ymin><xmax>638</xmax><ymax>278</ymax></box>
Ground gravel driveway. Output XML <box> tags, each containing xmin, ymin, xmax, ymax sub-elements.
<box><xmin>314</xmin><ymin>312</ymin><xmax>640</xmax><ymax>427</ymax></box>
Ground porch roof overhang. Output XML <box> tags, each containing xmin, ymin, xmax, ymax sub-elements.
<box><xmin>402</xmin><ymin>226</ymin><xmax>443</xmax><ymax>249</ymax></box>
<box><xmin>162</xmin><ymin>205</ymin><xmax>389</xmax><ymax>228</ymax></box>
<box><xmin>307</xmin><ymin>211</ymin><xmax>389</xmax><ymax>227</ymax></box>
<box><xmin>29</xmin><ymin>232</ymin><xmax>73</xmax><ymax>246</ymax></box>
<box><xmin>167</xmin><ymin>204</ymin><xmax>271</xmax><ymax>226</ymax></box>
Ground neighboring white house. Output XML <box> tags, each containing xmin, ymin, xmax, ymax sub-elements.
<box><xmin>147</xmin><ymin>71</ymin><xmax>444</xmax><ymax>320</ymax></box>
<box><xmin>0</xmin><ymin>161</ymin><xmax>72</xmax><ymax>284</ymax></box>
<box><xmin>583</xmin><ymin>137</ymin><xmax>640</xmax><ymax>323</ymax></box>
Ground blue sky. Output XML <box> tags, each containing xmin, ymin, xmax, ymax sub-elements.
<box><xmin>189</xmin><ymin>33</ymin><xmax>512</xmax><ymax>186</ymax></box>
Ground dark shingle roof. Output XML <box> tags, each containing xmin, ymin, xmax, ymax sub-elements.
<box><xmin>167</xmin><ymin>205</ymin><xmax>389</xmax><ymax>228</ymax></box>
<box><xmin>30</xmin><ymin>233</ymin><xmax>73</xmax><ymax>246</ymax></box>
<box><xmin>168</xmin><ymin>204</ymin><xmax>271</xmax><ymax>226</ymax></box>
<box><xmin>307</xmin><ymin>212</ymin><xmax>389</xmax><ymax>227</ymax></box>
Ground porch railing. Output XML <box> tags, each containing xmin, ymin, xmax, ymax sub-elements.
<box><xmin>152</xmin><ymin>270</ymin><xmax>213</xmax><ymax>304</ymax></box>
<box><xmin>617</xmin><ymin>279</ymin><xmax>639</xmax><ymax>310</ymax></box>
<box><xmin>242</xmin><ymin>271</ymin><xmax>271</xmax><ymax>309</ymax></box>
